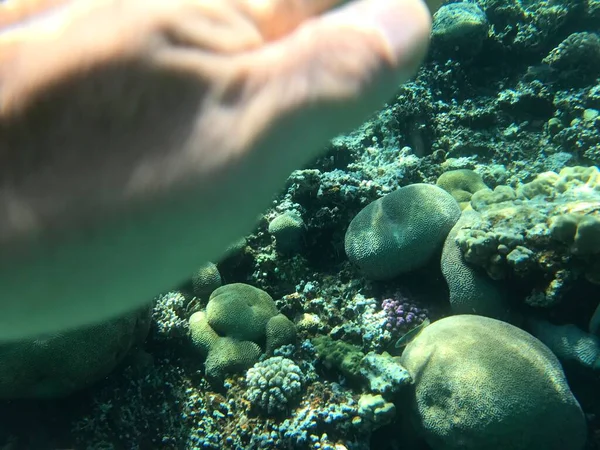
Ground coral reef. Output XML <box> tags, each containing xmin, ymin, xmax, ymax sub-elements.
<box><xmin>441</xmin><ymin>209</ymin><xmax>513</xmax><ymax>322</ymax></box>
<box><xmin>453</xmin><ymin>166</ymin><xmax>600</xmax><ymax>308</ymax></box>
<box><xmin>245</xmin><ymin>356</ymin><xmax>304</xmax><ymax>416</ymax></box>
<box><xmin>189</xmin><ymin>283</ymin><xmax>296</xmax><ymax>381</ymax></box>
<box><xmin>400</xmin><ymin>315</ymin><xmax>587</xmax><ymax>450</ymax></box>
<box><xmin>151</xmin><ymin>291</ymin><xmax>190</xmax><ymax>341</ymax></box>
<box><xmin>4</xmin><ymin>0</ymin><xmax>600</xmax><ymax>447</ymax></box>
<box><xmin>0</xmin><ymin>304</ymin><xmax>152</xmax><ymax>399</ymax></box>
<box><xmin>191</xmin><ymin>262</ymin><xmax>222</xmax><ymax>299</ymax></box>
<box><xmin>268</xmin><ymin>212</ymin><xmax>305</xmax><ymax>253</ymax></box>
<box><xmin>344</xmin><ymin>183</ymin><xmax>461</xmax><ymax>280</ymax></box>
<box><xmin>381</xmin><ymin>295</ymin><xmax>429</xmax><ymax>337</ymax></box>
<box><xmin>436</xmin><ymin>169</ymin><xmax>489</xmax><ymax>209</ymax></box>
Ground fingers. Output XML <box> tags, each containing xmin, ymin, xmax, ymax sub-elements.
<box><xmin>246</xmin><ymin>0</ymin><xmax>433</xmax><ymax>110</ymax></box>
<box><xmin>234</xmin><ymin>0</ymin><xmax>346</xmax><ymax>40</ymax></box>
<box><xmin>0</xmin><ymin>0</ymin><xmax>71</xmax><ymax>28</ymax></box>
<box><xmin>159</xmin><ymin>0</ymin><xmax>265</xmax><ymax>53</ymax></box>
<box><xmin>197</xmin><ymin>0</ymin><xmax>434</xmax><ymax>179</ymax></box>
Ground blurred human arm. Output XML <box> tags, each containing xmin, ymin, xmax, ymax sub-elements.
<box><xmin>0</xmin><ymin>0</ymin><xmax>439</xmax><ymax>340</ymax></box>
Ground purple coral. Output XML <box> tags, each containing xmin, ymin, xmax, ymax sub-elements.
<box><xmin>382</xmin><ymin>295</ymin><xmax>428</xmax><ymax>336</ymax></box>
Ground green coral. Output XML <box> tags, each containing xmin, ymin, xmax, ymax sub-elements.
<box><xmin>0</xmin><ymin>305</ymin><xmax>152</xmax><ymax>399</ymax></box>
<box><xmin>344</xmin><ymin>183</ymin><xmax>461</xmax><ymax>280</ymax></box>
<box><xmin>441</xmin><ymin>210</ymin><xmax>513</xmax><ymax>322</ymax></box>
<box><xmin>431</xmin><ymin>3</ymin><xmax>489</xmax><ymax>57</ymax></box>
<box><xmin>436</xmin><ymin>169</ymin><xmax>489</xmax><ymax>209</ymax></box>
<box><xmin>189</xmin><ymin>311</ymin><xmax>262</xmax><ymax>380</ymax></box>
<box><xmin>550</xmin><ymin>213</ymin><xmax>600</xmax><ymax>255</ymax></box>
<box><xmin>207</xmin><ymin>284</ymin><xmax>279</xmax><ymax>341</ymax></box>
<box><xmin>470</xmin><ymin>185</ymin><xmax>516</xmax><ymax>211</ymax></box>
<box><xmin>528</xmin><ymin>318</ymin><xmax>600</xmax><ymax>370</ymax></box>
<box><xmin>312</xmin><ymin>335</ymin><xmax>365</xmax><ymax>381</ymax></box>
<box><xmin>542</xmin><ymin>32</ymin><xmax>600</xmax><ymax>84</ymax></box>
<box><xmin>265</xmin><ymin>313</ymin><xmax>298</xmax><ymax>354</ymax></box>
<box><xmin>312</xmin><ymin>335</ymin><xmax>411</xmax><ymax>396</ymax></box>
<box><xmin>268</xmin><ymin>212</ymin><xmax>304</xmax><ymax>253</ymax></box>
<box><xmin>204</xmin><ymin>338</ymin><xmax>262</xmax><ymax>381</ymax></box>
<box><xmin>191</xmin><ymin>262</ymin><xmax>222</xmax><ymax>298</ymax></box>
<box><xmin>400</xmin><ymin>315</ymin><xmax>587</xmax><ymax>450</ymax></box>
<box><xmin>189</xmin><ymin>284</ymin><xmax>296</xmax><ymax>380</ymax></box>
<box><xmin>518</xmin><ymin>166</ymin><xmax>600</xmax><ymax>199</ymax></box>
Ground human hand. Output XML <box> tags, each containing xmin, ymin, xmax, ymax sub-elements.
<box><xmin>0</xmin><ymin>0</ymin><xmax>439</xmax><ymax>340</ymax></box>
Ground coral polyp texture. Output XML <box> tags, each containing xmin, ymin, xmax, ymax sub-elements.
<box><xmin>189</xmin><ymin>283</ymin><xmax>296</xmax><ymax>380</ymax></box>
<box><xmin>400</xmin><ymin>315</ymin><xmax>587</xmax><ymax>450</ymax></box>
<box><xmin>245</xmin><ymin>356</ymin><xmax>305</xmax><ymax>416</ymax></box>
<box><xmin>381</xmin><ymin>296</ymin><xmax>429</xmax><ymax>336</ymax></box>
<box><xmin>344</xmin><ymin>183</ymin><xmax>461</xmax><ymax>280</ymax></box>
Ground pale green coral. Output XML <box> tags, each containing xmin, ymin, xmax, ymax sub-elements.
<box><xmin>344</xmin><ymin>183</ymin><xmax>461</xmax><ymax>280</ymax></box>
<box><xmin>268</xmin><ymin>212</ymin><xmax>304</xmax><ymax>253</ymax></box>
<box><xmin>357</xmin><ymin>394</ymin><xmax>396</xmax><ymax>430</ymax></box>
<box><xmin>528</xmin><ymin>319</ymin><xmax>600</xmax><ymax>370</ymax></box>
<box><xmin>441</xmin><ymin>210</ymin><xmax>513</xmax><ymax>322</ymax></box>
<box><xmin>189</xmin><ymin>284</ymin><xmax>296</xmax><ymax>380</ymax></box>
<box><xmin>0</xmin><ymin>304</ymin><xmax>152</xmax><ymax>398</ymax></box>
<box><xmin>207</xmin><ymin>284</ymin><xmax>279</xmax><ymax>342</ymax></box>
<box><xmin>191</xmin><ymin>262</ymin><xmax>222</xmax><ymax>298</ymax></box>
<box><xmin>550</xmin><ymin>213</ymin><xmax>600</xmax><ymax>255</ymax></box>
<box><xmin>189</xmin><ymin>310</ymin><xmax>262</xmax><ymax>380</ymax></box>
<box><xmin>436</xmin><ymin>169</ymin><xmax>489</xmax><ymax>209</ymax></box>
<box><xmin>431</xmin><ymin>3</ymin><xmax>489</xmax><ymax>57</ymax></box>
<box><xmin>400</xmin><ymin>315</ymin><xmax>587</xmax><ymax>450</ymax></box>
<box><xmin>470</xmin><ymin>185</ymin><xmax>516</xmax><ymax>211</ymax></box>
<box><xmin>205</xmin><ymin>338</ymin><xmax>262</xmax><ymax>381</ymax></box>
<box><xmin>265</xmin><ymin>313</ymin><xmax>297</xmax><ymax>354</ymax></box>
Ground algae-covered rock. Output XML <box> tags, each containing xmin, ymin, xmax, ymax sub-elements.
<box><xmin>432</xmin><ymin>3</ymin><xmax>489</xmax><ymax>57</ymax></box>
<box><xmin>312</xmin><ymin>335</ymin><xmax>411</xmax><ymax>396</ymax></box>
<box><xmin>400</xmin><ymin>315</ymin><xmax>587</xmax><ymax>450</ymax></box>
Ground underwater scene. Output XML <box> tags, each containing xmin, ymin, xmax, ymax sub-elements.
<box><xmin>2</xmin><ymin>0</ymin><xmax>600</xmax><ymax>449</ymax></box>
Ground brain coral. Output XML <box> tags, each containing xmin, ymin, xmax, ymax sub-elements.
<box><xmin>191</xmin><ymin>262</ymin><xmax>222</xmax><ymax>298</ymax></box>
<box><xmin>400</xmin><ymin>315</ymin><xmax>586</xmax><ymax>450</ymax></box>
<box><xmin>207</xmin><ymin>283</ymin><xmax>280</xmax><ymax>341</ymax></box>
<box><xmin>268</xmin><ymin>212</ymin><xmax>305</xmax><ymax>253</ymax></box>
<box><xmin>345</xmin><ymin>183</ymin><xmax>461</xmax><ymax>280</ymax></box>
<box><xmin>189</xmin><ymin>283</ymin><xmax>296</xmax><ymax>380</ymax></box>
<box><xmin>0</xmin><ymin>304</ymin><xmax>152</xmax><ymax>398</ymax></box>
<box><xmin>441</xmin><ymin>209</ymin><xmax>513</xmax><ymax>322</ymax></box>
<box><xmin>436</xmin><ymin>169</ymin><xmax>488</xmax><ymax>209</ymax></box>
